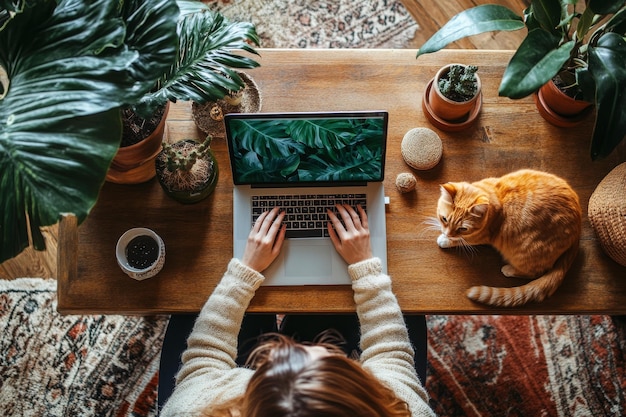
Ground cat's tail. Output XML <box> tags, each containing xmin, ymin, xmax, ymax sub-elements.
<box><xmin>466</xmin><ymin>243</ymin><xmax>579</xmax><ymax>308</ymax></box>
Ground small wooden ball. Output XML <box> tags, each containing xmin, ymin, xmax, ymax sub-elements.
<box><xmin>395</xmin><ymin>172</ymin><xmax>417</xmax><ymax>193</ymax></box>
<box><xmin>401</xmin><ymin>127</ymin><xmax>443</xmax><ymax>170</ymax></box>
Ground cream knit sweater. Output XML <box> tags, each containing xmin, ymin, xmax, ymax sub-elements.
<box><xmin>160</xmin><ymin>257</ymin><xmax>435</xmax><ymax>417</ymax></box>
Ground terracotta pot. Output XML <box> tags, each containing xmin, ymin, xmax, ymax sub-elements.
<box><xmin>422</xmin><ymin>64</ymin><xmax>482</xmax><ymax>131</ymax></box>
<box><xmin>155</xmin><ymin>140</ymin><xmax>219</xmax><ymax>204</ymax></box>
<box><xmin>534</xmin><ymin>80</ymin><xmax>593</xmax><ymax>127</ymax></box>
<box><xmin>428</xmin><ymin>64</ymin><xmax>482</xmax><ymax>121</ymax></box>
<box><xmin>106</xmin><ymin>102</ymin><xmax>170</xmax><ymax>184</ymax></box>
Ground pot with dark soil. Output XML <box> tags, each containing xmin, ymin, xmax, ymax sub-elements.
<box><xmin>534</xmin><ymin>74</ymin><xmax>593</xmax><ymax>128</ymax></box>
<box><xmin>115</xmin><ymin>227</ymin><xmax>166</xmax><ymax>280</ymax></box>
<box><xmin>105</xmin><ymin>5</ymin><xmax>260</xmax><ymax>184</ymax></box>
<box><xmin>106</xmin><ymin>103</ymin><xmax>169</xmax><ymax>184</ymax></box>
<box><xmin>155</xmin><ymin>136</ymin><xmax>219</xmax><ymax>204</ymax></box>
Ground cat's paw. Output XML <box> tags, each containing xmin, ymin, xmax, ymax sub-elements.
<box><xmin>437</xmin><ymin>234</ymin><xmax>455</xmax><ymax>248</ymax></box>
<box><xmin>502</xmin><ymin>264</ymin><xmax>521</xmax><ymax>278</ymax></box>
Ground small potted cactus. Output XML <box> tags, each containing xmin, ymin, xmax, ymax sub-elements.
<box><xmin>422</xmin><ymin>63</ymin><xmax>482</xmax><ymax>131</ymax></box>
<box><xmin>155</xmin><ymin>136</ymin><xmax>219</xmax><ymax>204</ymax></box>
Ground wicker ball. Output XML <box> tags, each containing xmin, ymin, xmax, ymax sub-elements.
<box><xmin>396</xmin><ymin>172</ymin><xmax>417</xmax><ymax>193</ymax></box>
<box><xmin>588</xmin><ymin>162</ymin><xmax>626</xmax><ymax>267</ymax></box>
<box><xmin>401</xmin><ymin>127</ymin><xmax>443</xmax><ymax>170</ymax></box>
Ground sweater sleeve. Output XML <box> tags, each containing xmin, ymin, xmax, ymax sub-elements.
<box><xmin>349</xmin><ymin>258</ymin><xmax>435</xmax><ymax>417</ymax></box>
<box><xmin>159</xmin><ymin>259</ymin><xmax>264</xmax><ymax>417</ymax></box>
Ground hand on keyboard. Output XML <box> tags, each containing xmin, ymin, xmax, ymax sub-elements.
<box><xmin>251</xmin><ymin>194</ymin><xmax>367</xmax><ymax>239</ymax></box>
<box><xmin>242</xmin><ymin>207</ymin><xmax>286</xmax><ymax>273</ymax></box>
<box><xmin>327</xmin><ymin>204</ymin><xmax>373</xmax><ymax>265</ymax></box>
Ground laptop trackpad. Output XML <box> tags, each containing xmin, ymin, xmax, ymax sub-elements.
<box><xmin>285</xmin><ymin>244</ymin><xmax>333</xmax><ymax>277</ymax></box>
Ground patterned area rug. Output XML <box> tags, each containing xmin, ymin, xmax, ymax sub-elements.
<box><xmin>427</xmin><ymin>315</ymin><xmax>626</xmax><ymax>416</ymax></box>
<box><xmin>205</xmin><ymin>0</ymin><xmax>418</xmax><ymax>48</ymax></box>
<box><xmin>0</xmin><ymin>279</ymin><xmax>168</xmax><ymax>417</ymax></box>
<box><xmin>2</xmin><ymin>279</ymin><xmax>626</xmax><ymax>417</ymax></box>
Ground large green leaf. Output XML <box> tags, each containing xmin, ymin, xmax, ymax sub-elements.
<box><xmin>499</xmin><ymin>29</ymin><xmax>573</xmax><ymax>98</ymax></box>
<box><xmin>286</xmin><ymin>119</ymin><xmax>358</xmax><ymax>149</ymax></box>
<box><xmin>0</xmin><ymin>0</ymin><xmax>179</xmax><ymax>262</ymax></box>
<box><xmin>587</xmin><ymin>32</ymin><xmax>626</xmax><ymax>160</ymax></box>
<box><xmin>527</xmin><ymin>0</ymin><xmax>563</xmax><ymax>34</ymax></box>
<box><xmin>602</xmin><ymin>7</ymin><xmax>626</xmax><ymax>35</ymax></box>
<box><xmin>416</xmin><ymin>5</ymin><xmax>525</xmax><ymax>56</ymax></box>
<box><xmin>229</xmin><ymin>119</ymin><xmax>306</xmax><ymax>159</ymax></box>
<box><xmin>587</xmin><ymin>0</ymin><xmax>626</xmax><ymax>15</ymax></box>
<box><xmin>137</xmin><ymin>7</ymin><xmax>260</xmax><ymax>116</ymax></box>
<box><xmin>299</xmin><ymin>145</ymin><xmax>383</xmax><ymax>182</ymax></box>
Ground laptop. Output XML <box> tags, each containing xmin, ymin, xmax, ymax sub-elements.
<box><xmin>225</xmin><ymin>111</ymin><xmax>388</xmax><ymax>286</ymax></box>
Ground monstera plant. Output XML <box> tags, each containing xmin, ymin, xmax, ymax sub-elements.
<box><xmin>416</xmin><ymin>0</ymin><xmax>626</xmax><ymax>160</ymax></box>
<box><xmin>0</xmin><ymin>0</ymin><xmax>260</xmax><ymax>263</ymax></box>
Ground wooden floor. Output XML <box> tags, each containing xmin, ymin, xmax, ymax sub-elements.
<box><xmin>0</xmin><ymin>0</ymin><xmax>530</xmax><ymax>280</ymax></box>
<box><xmin>403</xmin><ymin>0</ymin><xmax>529</xmax><ymax>50</ymax></box>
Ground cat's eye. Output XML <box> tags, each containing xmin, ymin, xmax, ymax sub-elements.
<box><xmin>440</xmin><ymin>216</ymin><xmax>448</xmax><ymax>224</ymax></box>
<box><xmin>458</xmin><ymin>227</ymin><xmax>468</xmax><ymax>233</ymax></box>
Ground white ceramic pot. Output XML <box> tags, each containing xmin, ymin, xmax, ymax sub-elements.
<box><xmin>115</xmin><ymin>228</ymin><xmax>165</xmax><ymax>280</ymax></box>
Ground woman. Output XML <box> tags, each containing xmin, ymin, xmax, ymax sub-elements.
<box><xmin>159</xmin><ymin>204</ymin><xmax>435</xmax><ymax>417</ymax></box>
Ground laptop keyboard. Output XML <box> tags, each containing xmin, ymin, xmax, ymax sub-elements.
<box><xmin>252</xmin><ymin>193</ymin><xmax>367</xmax><ymax>238</ymax></box>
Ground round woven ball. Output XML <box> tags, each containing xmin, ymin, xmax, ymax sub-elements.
<box><xmin>395</xmin><ymin>172</ymin><xmax>417</xmax><ymax>193</ymax></box>
<box><xmin>588</xmin><ymin>162</ymin><xmax>626</xmax><ymax>267</ymax></box>
<box><xmin>401</xmin><ymin>127</ymin><xmax>443</xmax><ymax>170</ymax></box>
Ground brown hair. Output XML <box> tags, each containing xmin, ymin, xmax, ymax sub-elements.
<box><xmin>205</xmin><ymin>334</ymin><xmax>410</xmax><ymax>417</ymax></box>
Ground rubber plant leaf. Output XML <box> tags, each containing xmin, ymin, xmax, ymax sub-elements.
<box><xmin>587</xmin><ymin>32</ymin><xmax>626</xmax><ymax>160</ymax></box>
<box><xmin>525</xmin><ymin>0</ymin><xmax>563</xmax><ymax>34</ymax></box>
<box><xmin>416</xmin><ymin>5</ymin><xmax>524</xmax><ymax>57</ymax></box>
<box><xmin>601</xmin><ymin>7</ymin><xmax>626</xmax><ymax>34</ymax></box>
<box><xmin>0</xmin><ymin>0</ymin><xmax>179</xmax><ymax>263</ymax></box>
<box><xmin>587</xmin><ymin>0</ymin><xmax>626</xmax><ymax>15</ymax></box>
<box><xmin>499</xmin><ymin>29</ymin><xmax>573</xmax><ymax>99</ymax></box>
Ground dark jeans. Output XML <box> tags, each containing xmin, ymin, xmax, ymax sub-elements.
<box><xmin>157</xmin><ymin>313</ymin><xmax>427</xmax><ymax>411</ymax></box>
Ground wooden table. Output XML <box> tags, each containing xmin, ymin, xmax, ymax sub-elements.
<box><xmin>57</xmin><ymin>49</ymin><xmax>626</xmax><ymax>315</ymax></box>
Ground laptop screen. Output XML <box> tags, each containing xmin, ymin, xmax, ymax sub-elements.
<box><xmin>225</xmin><ymin>111</ymin><xmax>388</xmax><ymax>186</ymax></box>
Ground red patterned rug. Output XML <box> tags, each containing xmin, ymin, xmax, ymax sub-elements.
<box><xmin>2</xmin><ymin>279</ymin><xmax>625</xmax><ymax>416</ymax></box>
<box><xmin>0</xmin><ymin>279</ymin><xmax>168</xmax><ymax>417</ymax></box>
<box><xmin>427</xmin><ymin>315</ymin><xmax>626</xmax><ymax>416</ymax></box>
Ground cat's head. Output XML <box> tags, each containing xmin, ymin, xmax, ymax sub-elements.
<box><xmin>437</xmin><ymin>182</ymin><xmax>489</xmax><ymax>242</ymax></box>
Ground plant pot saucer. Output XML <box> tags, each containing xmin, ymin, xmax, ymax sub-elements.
<box><xmin>192</xmin><ymin>72</ymin><xmax>262</xmax><ymax>138</ymax></box>
<box><xmin>533</xmin><ymin>88</ymin><xmax>593</xmax><ymax>128</ymax></box>
<box><xmin>422</xmin><ymin>78</ymin><xmax>482</xmax><ymax>132</ymax></box>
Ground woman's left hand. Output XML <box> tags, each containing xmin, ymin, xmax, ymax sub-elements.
<box><xmin>241</xmin><ymin>207</ymin><xmax>286</xmax><ymax>273</ymax></box>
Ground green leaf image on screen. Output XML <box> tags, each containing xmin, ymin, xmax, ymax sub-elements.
<box><xmin>230</xmin><ymin>117</ymin><xmax>385</xmax><ymax>183</ymax></box>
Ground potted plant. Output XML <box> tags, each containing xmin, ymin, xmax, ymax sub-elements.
<box><xmin>422</xmin><ymin>63</ymin><xmax>482</xmax><ymax>131</ymax></box>
<box><xmin>155</xmin><ymin>136</ymin><xmax>218</xmax><ymax>204</ymax></box>
<box><xmin>416</xmin><ymin>0</ymin><xmax>626</xmax><ymax>160</ymax></box>
<box><xmin>0</xmin><ymin>0</ymin><xmax>258</xmax><ymax>263</ymax></box>
<box><xmin>107</xmin><ymin>0</ymin><xmax>260</xmax><ymax>184</ymax></box>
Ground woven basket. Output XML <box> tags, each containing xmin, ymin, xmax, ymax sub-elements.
<box><xmin>588</xmin><ymin>162</ymin><xmax>626</xmax><ymax>267</ymax></box>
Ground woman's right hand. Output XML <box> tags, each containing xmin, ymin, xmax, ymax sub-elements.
<box><xmin>326</xmin><ymin>204</ymin><xmax>373</xmax><ymax>265</ymax></box>
<box><xmin>242</xmin><ymin>207</ymin><xmax>286</xmax><ymax>273</ymax></box>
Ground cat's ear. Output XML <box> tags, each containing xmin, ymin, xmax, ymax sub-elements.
<box><xmin>440</xmin><ymin>183</ymin><xmax>457</xmax><ymax>204</ymax></box>
<box><xmin>470</xmin><ymin>196</ymin><xmax>489</xmax><ymax>216</ymax></box>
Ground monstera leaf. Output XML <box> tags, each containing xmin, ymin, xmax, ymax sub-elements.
<box><xmin>0</xmin><ymin>0</ymin><xmax>179</xmax><ymax>262</ymax></box>
<box><xmin>286</xmin><ymin>119</ymin><xmax>359</xmax><ymax>149</ymax></box>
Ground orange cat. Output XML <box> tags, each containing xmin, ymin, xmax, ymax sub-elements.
<box><xmin>435</xmin><ymin>169</ymin><xmax>582</xmax><ymax>307</ymax></box>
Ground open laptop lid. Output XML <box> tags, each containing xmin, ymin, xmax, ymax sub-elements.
<box><xmin>224</xmin><ymin>111</ymin><xmax>388</xmax><ymax>187</ymax></box>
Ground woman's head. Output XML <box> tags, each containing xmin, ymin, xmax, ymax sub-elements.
<box><xmin>239</xmin><ymin>334</ymin><xmax>410</xmax><ymax>417</ymax></box>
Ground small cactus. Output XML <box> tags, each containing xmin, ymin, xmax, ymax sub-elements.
<box><xmin>157</xmin><ymin>136</ymin><xmax>216</xmax><ymax>192</ymax></box>
<box><xmin>162</xmin><ymin>136</ymin><xmax>212</xmax><ymax>173</ymax></box>
<box><xmin>438</xmin><ymin>65</ymin><xmax>478</xmax><ymax>102</ymax></box>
